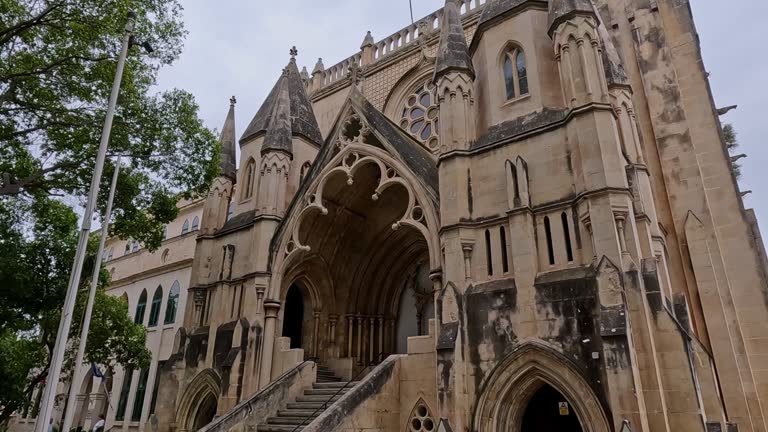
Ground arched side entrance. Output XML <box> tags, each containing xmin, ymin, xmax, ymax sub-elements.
<box><xmin>282</xmin><ymin>284</ymin><xmax>306</xmax><ymax>350</ymax></box>
<box><xmin>473</xmin><ymin>343</ymin><xmax>611</xmax><ymax>432</ymax></box>
<box><xmin>175</xmin><ymin>369</ymin><xmax>222</xmax><ymax>432</ymax></box>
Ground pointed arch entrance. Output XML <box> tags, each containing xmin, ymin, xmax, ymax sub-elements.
<box><xmin>473</xmin><ymin>343</ymin><xmax>610</xmax><ymax>432</ymax></box>
<box><xmin>175</xmin><ymin>369</ymin><xmax>221</xmax><ymax>432</ymax></box>
<box><xmin>267</xmin><ymin>99</ymin><xmax>441</xmax><ymax>374</ymax></box>
<box><xmin>282</xmin><ymin>283</ymin><xmax>306</xmax><ymax>350</ymax></box>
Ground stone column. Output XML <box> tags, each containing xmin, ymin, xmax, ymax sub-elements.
<box><xmin>329</xmin><ymin>314</ymin><xmax>338</xmax><ymax>345</ymax></box>
<box><xmin>356</xmin><ymin>315</ymin><xmax>363</xmax><ymax>365</ymax></box>
<box><xmin>312</xmin><ymin>311</ymin><xmax>321</xmax><ymax>359</ymax></box>
<box><xmin>346</xmin><ymin>315</ymin><xmax>353</xmax><ymax>358</ymax></box>
<box><xmin>377</xmin><ymin>316</ymin><xmax>384</xmax><ymax>359</ymax></box>
<box><xmin>368</xmin><ymin>317</ymin><xmax>375</xmax><ymax>364</ymax></box>
<box><xmin>259</xmin><ymin>300</ymin><xmax>281</xmax><ymax>388</ymax></box>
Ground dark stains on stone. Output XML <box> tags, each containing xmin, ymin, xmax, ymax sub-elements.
<box><xmin>219</xmin><ymin>209</ymin><xmax>257</xmax><ymax>234</ymax></box>
<box><xmin>185</xmin><ymin>326</ymin><xmax>210</xmax><ymax>367</ymax></box>
<box><xmin>727</xmin><ymin>423</ymin><xmax>740</xmax><ymax>432</ymax></box>
<box><xmin>673</xmin><ymin>293</ymin><xmax>691</xmax><ymax>333</ymax></box>
<box><xmin>471</xmin><ymin>0</ymin><xmax>548</xmax><ymax>53</ymax></box>
<box><xmin>548</xmin><ymin>0</ymin><xmax>595</xmax><ymax>34</ymax></box>
<box><xmin>433</xmin><ymin>0</ymin><xmax>474</xmax><ymax>81</ymax></box>
<box><xmin>706</xmin><ymin>422</ymin><xmax>723</xmax><ymax>432</ymax></box>
<box><xmin>472</xmin><ymin>108</ymin><xmax>569</xmax><ymax>150</ymax></box>
<box><xmin>599</xmin><ymin>305</ymin><xmax>626</xmax><ymax>337</ymax></box>
<box><xmin>437</xmin><ymin>322</ymin><xmax>459</xmax><ymax>351</ymax></box>
<box><xmin>641</xmin><ymin>261</ymin><xmax>664</xmax><ymax>316</ymax></box>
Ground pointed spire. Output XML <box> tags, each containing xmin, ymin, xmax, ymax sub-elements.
<box><xmin>434</xmin><ymin>0</ymin><xmax>475</xmax><ymax>82</ymax></box>
<box><xmin>548</xmin><ymin>0</ymin><xmax>595</xmax><ymax>34</ymax></box>
<box><xmin>300</xmin><ymin>66</ymin><xmax>310</xmax><ymax>81</ymax></box>
<box><xmin>360</xmin><ymin>30</ymin><xmax>374</xmax><ymax>49</ymax></box>
<box><xmin>241</xmin><ymin>50</ymin><xmax>323</xmax><ymax>147</ymax></box>
<box><xmin>312</xmin><ymin>57</ymin><xmax>325</xmax><ymax>75</ymax></box>
<box><xmin>219</xmin><ymin>96</ymin><xmax>237</xmax><ymax>181</ymax></box>
<box><xmin>261</xmin><ymin>68</ymin><xmax>293</xmax><ymax>156</ymax></box>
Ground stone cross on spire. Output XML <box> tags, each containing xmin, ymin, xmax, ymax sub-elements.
<box><xmin>230</xmin><ymin>95</ymin><xmax>237</xmax><ymax>106</ymax></box>
<box><xmin>290</xmin><ymin>46</ymin><xmax>298</xmax><ymax>59</ymax></box>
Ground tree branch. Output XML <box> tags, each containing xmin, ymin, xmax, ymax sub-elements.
<box><xmin>0</xmin><ymin>1</ymin><xmax>67</xmax><ymax>46</ymax></box>
<box><xmin>0</xmin><ymin>160</ymin><xmax>81</xmax><ymax>196</ymax></box>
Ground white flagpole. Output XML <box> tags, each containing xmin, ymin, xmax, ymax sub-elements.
<box><xmin>35</xmin><ymin>14</ymin><xmax>135</xmax><ymax>432</ymax></box>
<box><xmin>61</xmin><ymin>156</ymin><xmax>122</xmax><ymax>432</ymax></box>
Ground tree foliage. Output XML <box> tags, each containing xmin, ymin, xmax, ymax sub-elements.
<box><xmin>723</xmin><ymin>123</ymin><xmax>742</xmax><ymax>180</ymax></box>
<box><xmin>0</xmin><ymin>197</ymin><xmax>151</xmax><ymax>425</ymax></box>
<box><xmin>0</xmin><ymin>0</ymin><xmax>220</xmax><ymax>251</ymax></box>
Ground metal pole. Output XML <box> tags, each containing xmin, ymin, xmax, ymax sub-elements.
<box><xmin>409</xmin><ymin>0</ymin><xmax>415</xmax><ymax>24</ymax></box>
<box><xmin>61</xmin><ymin>156</ymin><xmax>122</xmax><ymax>432</ymax></box>
<box><xmin>35</xmin><ymin>13</ymin><xmax>135</xmax><ymax>432</ymax></box>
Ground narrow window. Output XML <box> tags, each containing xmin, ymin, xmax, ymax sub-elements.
<box><xmin>164</xmin><ymin>281</ymin><xmax>180</xmax><ymax>325</ymax></box>
<box><xmin>149</xmin><ymin>362</ymin><xmax>165</xmax><ymax>415</ymax></box>
<box><xmin>227</xmin><ymin>200</ymin><xmax>235</xmax><ymax>222</ymax></box>
<box><xmin>500</xmin><ymin>226</ymin><xmax>510</xmax><ymax>273</ymax></box>
<box><xmin>562</xmin><ymin>212</ymin><xmax>574</xmax><ymax>262</ymax></box>
<box><xmin>509</xmin><ymin>162</ymin><xmax>520</xmax><ymax>204</ymax></box>
<box><xmin>191</xmin><ymin>216</ymin><xmax>199</xmax><ymax>231</ymax></box>
<box><xmin>131</xmin><ymin>368</ymin><xmax>150</xmax><ymax>421</ymax></box>
<box><xmin>132</xmin><ymin>240</ymin><xmax>139</xmax><ymax>253</ymax></box>
<box><xmin>504</xmin><ymin>56</ymin><xmax>516</xmax><ymax>100</ymax></box>
<box><xmin>544</xmin><ymin>216</ymin><xmax>555</xmax><ymax>265</ymax></box>
<box><xmin>124</xmin><ymin>243</ymin><xmax>130</xmax><ymax>255</ymax></box>
<box><xmin>107</xmin><ymin>247</ymin><xmax>114</xmax><ymax>261</ymax></box>
<box><xmin>516</xmin><ymin>51</ymin><xmax>528</xmax><ymax>95</ymax></box>
<box><xmin>485</xmin><ymin>229</ymin><xmax>494</xmax><ymax>276</ymax></box>
<box><xmin>115</xmin><ymin>370</ymin><xmax>133</xmax><ymax>421</ymax></box>
<box><xmin>244</xmin><ymin>160</ymin><xmax>256</xmax><ymax>199</ymax></box>
<box><xmin>135</xmin><ymin>290</ymin><xmax>147</xmax><ymax>324</ymax></box>
<box><xmin>181</xmin><ymin>219</ymin><xmax>190</xmax><ymax>235</ymax></box>
<box><xmin>300</xmin><ymin>162</ymin><xmax>312</xmax><ymax>184</ymax></box>
<box><xmin>147</xmin><ymin>286</ymin><xmax>163</xmax><ymax>327</ymax></box>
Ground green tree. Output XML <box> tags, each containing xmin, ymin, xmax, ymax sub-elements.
<box><xmin>0</xmin><ymin>197</ymin><xmax>151</xmax><ymax>425</ymax></box>
<box><xmin>0</xmin><ymin>0</ymin><xmax>220</xmax><ymax>251</ymax></box>
<box><xmin>723</xmin><ymin>123</ymin><xmax>742</xmax><ymax>180</ymax></box>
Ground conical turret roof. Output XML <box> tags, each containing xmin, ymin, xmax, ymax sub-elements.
<box><xmin>434</xmin><ymin>0</ymin><xmax>475</xmax><ymax>81</ymax></box>
<box><xmin>548</xmin><ymin>0</ymin><xmax>595</xmax><ymax>33</ymax></box>
<box><xmin>220</xmin><ymin>97</ymin><xmax>237</xmax><ymax>181</ymax></box>
<box><xmin>240</xmin><ymin>55</ymin><xmax>322</xmax><ymax>147</ymax></box>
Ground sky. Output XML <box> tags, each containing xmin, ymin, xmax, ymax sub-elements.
<box><xmin>156</xmin><ymin>0</ymin><xmax>768</xmax><ymax>233</ymax></box>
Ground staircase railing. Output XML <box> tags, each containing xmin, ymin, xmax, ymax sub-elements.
<box><xmin>290</xmin><ymin>353</ymin><xmax>390</xmax><ymax>432</ymax></box>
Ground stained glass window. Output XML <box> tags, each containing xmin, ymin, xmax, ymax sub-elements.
<box><xmin>400</xmin><ymin>81</ymin><xmax>439</xmax><ymax>152</ymax></box>
<box><xmin>503</xmin><ymin>46</ymin><xmax>530</xmax><ymax>100</ymax></box>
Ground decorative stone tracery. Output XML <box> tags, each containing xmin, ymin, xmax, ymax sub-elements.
<box><xmin>407</xmin><ymin>399</ymin><xmax>437</xmax><ymax>432</ymax></box>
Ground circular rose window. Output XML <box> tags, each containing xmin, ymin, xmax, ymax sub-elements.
<box><xmin>399</xmin><ymin>81</ymin><xmax>439</xmax><ymax>152</ymax></box>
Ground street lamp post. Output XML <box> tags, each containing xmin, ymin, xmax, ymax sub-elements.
<box><xmin>35</xmin><ymin>13</ymin><xmax>136</xmax><ymax>432</ymax></box>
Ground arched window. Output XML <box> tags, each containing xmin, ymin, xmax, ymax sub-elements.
<box><xmin>124</xmin><ymin>243</ymin><xmax>130</xmax><ymax>256</ymax></box>
<box><xmin>227</xmin><ymin>200</ymin><xmax>235</xmax><ymax>222</ymax></box>
<box><xmin>300</xmin><ymin>161</ymin><xmax>312</xmax><ymax>184</ymax></box>
<box><xmin>132</xmin><ymin>240</ymin><xmax>139</xmax><ymax>253</ymax></box>
<box><xmin>503</xmin><ymin>46</ymin><xmax>529</xmax><ymax>100</ymax></box>
<box><xmin>544</xmin><ymin>216</ymin><xmax>555</xmax><ymax>266</ymax></box>
<box><xmin>135</xmin><ymin>290</ymin><xmax>147</xmax><ymax>324</ymax></box>
<box><xmin>107</xmin><ymin>247</ymin><xmax>114</xmax><ymax>261</ymax></box>
<box><xmin>191</xmin><ymin>216</ymin><xmax>199</xmax><ymax>231</ymax></box>
<box><xmin>244</xmin><ymin>159</ymin><xmax>256</xmax><ymax>199</ymax></box>
<box><xmin>181</xmin><ymin>219</ymin><xmax>190</xmax><ymax>235</ymax></box>
<box><xmin>500</xmin><ymin>226</ymin><xmax>510</xmax><ymax>274</ymax></box>
<box><xmin>147</xmin><ymin>286</ymin><xmax>163</xmax><ymax>327</ymax></box>
<box><xmin>485</xmin><ymin>229</ymin><xmax>493</xmax><ymax>276</ymax></box>
<box><xmin>399</xmin><ymin>80</ymin><xmax>439</xmax><ymax>152</ymax></box>
<box><xmin>164</xmin><ymin>281</ymin><xmax>180</xmax><ymax>325</ymax></box>
<box><xmin>561</xmin><ymin>212</ymin><xmax>574</xmax><ymax>262</ymax></box>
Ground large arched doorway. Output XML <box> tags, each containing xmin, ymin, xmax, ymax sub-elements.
<box><xmin>273</xmin><ymin>129</ymin><xmax>441</xmax><ymax>370</ymax></box>
<box><xmin>282</xmin><ymin>284</ymin><xmax>305</xmax><ymax>349</ymax></box>
<box><xmin>521</xmin><ymin>384</ymin><xmax>583</xmax><ymax>432</ymax></box>
<box><xmin>191</xmin><ymin>393</ymin><xmax>217</xmax><ymax>432</ymax></box>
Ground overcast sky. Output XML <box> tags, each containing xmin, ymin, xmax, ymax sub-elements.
<box><xmin>156</xmin><ymin>0</ymin><xmax>768</xmax><ymax>233</ymax></box>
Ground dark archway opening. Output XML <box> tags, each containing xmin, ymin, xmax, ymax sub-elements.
<box><xmin>282</xmin><ymin>284</ymin><xmax>304</xmax><ymax>349</ymax></box>
<box><xmin>192</xmin><ymin>393</ymin><xmax>217</xmax><ymax>432</ymax></box>
<box><xmin>521</xmin><ymin>384</ymin><xmax>583</xmax><ymax>432</ymax></box>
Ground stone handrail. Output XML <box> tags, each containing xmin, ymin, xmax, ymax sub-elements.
<box><xmin>197</xmin><ymin>361</ymin><xmax>316</xmax><ymax>432</ymax></box>
<box><xmin>310</xmin><ymin>0</ymin><xmax>486</xmax><ymax>93</ymax></box>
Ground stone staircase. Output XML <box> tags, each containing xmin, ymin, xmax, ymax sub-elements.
<box><xmin>257</xmin><ymin>366</ymin><xmax>357</xmax><ymax>432</ymax></box>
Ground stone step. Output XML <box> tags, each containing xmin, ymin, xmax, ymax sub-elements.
<box><xmin>286</xmin><ymin>401</ymin><xmax>331</xmax><ymax>410</ymax></box>
<box><xmin>277</xmin><ymin>409</ymin><xmax>321</xmax><ymax>418</ymax></box>
<box><xmin>256</xmin><ymin>425</ymin><xmax>303</xmax><ymax>432</ymax></box>
<box><xmin>267</xmin><ymin>416</ymin><xmax>316</xmax><ymax>425</ymax></box>
<box><xmin>303</xmin><ymin>387</ymin><xmax>350</xmax><ymax>396</ymax></box>
<box><xmin>296</xmin><ymin>394</ymin><xmax>342</xmax><ymax>402</ymax></box>
<box><xmin>315</xmin><ymin>376</ymin><xmax>341</xmax><ymax>382</ymax></box>
<box><xmin>312</xmin><ymin>381</ymin><xmax>355</xmax><ymax>389</ymax></box>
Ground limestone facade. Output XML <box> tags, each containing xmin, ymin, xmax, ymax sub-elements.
<box><xmin>26</xmin><ymin>0</ymin><xmax>768</xmax><ymax>431</ymax></box>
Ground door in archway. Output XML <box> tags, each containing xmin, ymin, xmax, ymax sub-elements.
<box><xmin>192</xmin><ymin>393</ymin><xmax>217</xmax><ymax>432</ymax></box>
<box><xmin>521</xmin><ymin>384</ymin><xmax>583</xmax><ymax>432</ymax></box>
<box><xmin>282</xmin><ymin>284</ymin><xmax>304</xmax><ymax>349</ymax></box>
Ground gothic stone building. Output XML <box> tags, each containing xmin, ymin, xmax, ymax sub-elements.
<box><xmin>153</xmin><ymin>0</ymin><xmax>768</xmax><ymax>431</ymax></box>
